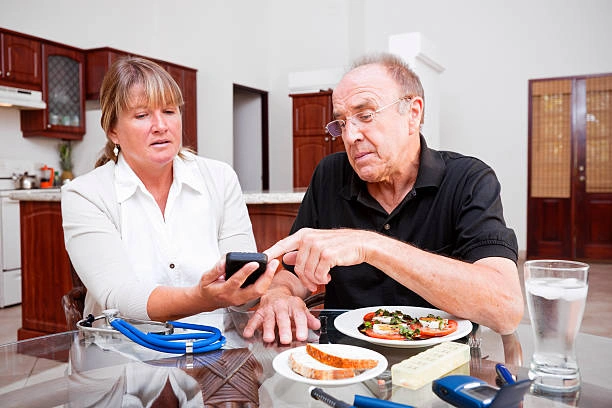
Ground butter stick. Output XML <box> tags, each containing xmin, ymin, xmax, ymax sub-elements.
<box><xmin>391</xmin><ymin>342</ymin><xmax>470</xmax><ymax>390</ymax></box>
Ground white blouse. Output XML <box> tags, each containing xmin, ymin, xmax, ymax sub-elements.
<box><xmin>62</xmin><ymin>152</ymin><xmax>256</xmax><ymax>319</ymax></box>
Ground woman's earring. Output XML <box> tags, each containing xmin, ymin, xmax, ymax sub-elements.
<box><xmin>113</xmin><ymin>144</ymin><xmax>119</xmax><ymax>157</ymax></box>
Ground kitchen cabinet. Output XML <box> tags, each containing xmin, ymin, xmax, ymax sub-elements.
<box><xmin>247</xmin><ymin>202</ymin><xmax>300</xmax><ymax>251</ymax></box>
<box><xmin>0</xmin><ymin>30</ymin><xmax>42</xmax><ymax>90</ymax></box>
<box><xmin>21</xmin><ymin>43</ymin><xmax>86</xmax><ymax>140</ymax></box>
<box><xmin>17</xmin><ymin>200</ymin><xmax>72</xmax><ymax>340</ymax></box>
<box><xmin>167</xmin><ymin>64</ymin><xmax>198</xmax><ymax>152</ymax></box>
<box><xmin>85</xmin><ymin>47</ymin><xmax>125</xmax><ymax>100</ymax></box>
<box><xmin>246</xmin><ymin>200</ymin><xmax>324</xmax><ymax>294</ymax></box>
<box><xmin>86</xmin><ymin>48</ymin><xmax>198</xmax><ymax>151</ymax></box>
<box><xmin>290</xmin><ymin>91</ymin><xmax>344</xmax><ymax>188</ymax></box>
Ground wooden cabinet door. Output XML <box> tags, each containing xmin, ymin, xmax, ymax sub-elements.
<box><xmin>293</xmin><ymin>135</ymin><xmax>329</xmax><ymax>188</ymax></box>
<box><xmin>21</xmin><ymin>43</ymin><xmax>86</xmax><ymax>140</ymax></box>
<box><xmin>527</xmin><ymin>74</ymin><xmax>612</xmax><ymax>260</ymax></box>
<box><xmin>85</xmin><ymin>48</ymin><xmax>125</xmax><ymax>100</ymax></box>
<box><xmin>291</xmin><ymin>91</ymin><xmax>345</xmax><ymax>188</ymax></box>
<box><xmin>247</xmin><ymin>203</ymin><xmax>300</xmax><ymax>251</ymax></box>
<box><xmin>0</xmin><ymin>33</ymin><xmax>42</xmax><ymax>89</ymax></box>
<box><xmin>166</xmin><ymin>64</ymin><xmax>198</xmax><ymax>151</ymax></box>
<box><xmin>18</xmin><ymin>201</ymin><xmax>72</xmax><ymax>339</ymax></box>
<box><xmin>292</xmin><ymin>91</ymin><xmax>332</xmax><ymax>136</ymax></box>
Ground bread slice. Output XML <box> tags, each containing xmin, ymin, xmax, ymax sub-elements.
<box><xmin>289</xmin><ymin>351</ymin><xmax>355</xmax><ymax>380</ymax></box>
<box><xmin>306</xmin><ymin>343</ymin><xmax>378</xmax><ymax>370</ymax></box>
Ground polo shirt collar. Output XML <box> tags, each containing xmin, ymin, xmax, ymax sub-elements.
<box><xmin>342</xmin><ymin>134</ymin><xmax>446</xmax><ymax>201</ymax></box>
<box><xmin>114</xmin><ymin>153</ymin><xmax>206</xmax><ymax>202</ymax></box>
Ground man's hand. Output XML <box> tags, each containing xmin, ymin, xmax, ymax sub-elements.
<box><xmin>242</xmin><ymin>286</ymin><xmax>321</xmax><ymax>344</ymax></box>
<box><xmin>264</xmin><ymin>228</ymin><xmax>374</xmax><ymax>292</ymax></box>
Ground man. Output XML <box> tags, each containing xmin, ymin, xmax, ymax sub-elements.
<box><xmin>244</xmin><ymin>53</ymin><xmax>523</xmax><ymax>344</ymax></box>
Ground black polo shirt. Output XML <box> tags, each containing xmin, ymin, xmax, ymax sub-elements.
<box><xmin>290</xmin><ymin>136</ymin><xmax>518</xmax><ymax>309</ymax></box>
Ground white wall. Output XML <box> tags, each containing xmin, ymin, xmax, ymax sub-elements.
<box><xmin>1</xmin><ymin>0</ymin><xmax>611</xmax><ymax>251</ymax></box>
<box><xmin>361</xmin><ymin>0</ymin><xmax>612</xmax><ymax>250</ymax></box>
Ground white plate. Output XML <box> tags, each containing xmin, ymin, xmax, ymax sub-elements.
<box><xmin>272</xmin><ymin>344</ymin><xmax>388</xmax><ymax>386</ymax></box>
<box><xmin>334</xmin><ymin>306</ymin><xmax>473</xmax><ymax>348</ymax></box>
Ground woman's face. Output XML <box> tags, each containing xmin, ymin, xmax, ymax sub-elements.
<box><xmin>109</xmin><ymin>84</ymin><xmax>182</xmax><ymax>174</ymax></box>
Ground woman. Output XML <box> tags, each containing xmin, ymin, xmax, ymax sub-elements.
<box><xmin>62</xmin><ymin>57</ymin><xmax>278</xmax><ymax>322</ymax></box>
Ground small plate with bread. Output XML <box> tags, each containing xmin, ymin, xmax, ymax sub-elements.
<box><xmin>272</xmin><ymin>343</ymin><xmax>388</xmax><ymax>386</ymax></box>
<box><xmin>334</xmin><ymin>306</ymin><xmax>473</xmax><ymax>348</ymax></box>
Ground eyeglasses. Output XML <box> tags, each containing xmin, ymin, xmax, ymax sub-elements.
<box><xmin>325</xmin><ymin>97</ymin><xmax>410</xmax><ymax>137</ymax></box>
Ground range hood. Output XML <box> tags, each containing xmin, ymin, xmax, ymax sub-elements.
<box><xmin>0</xmin><ymin>85</ymin><xmax>46</xmax><ymax>110</ymax></box>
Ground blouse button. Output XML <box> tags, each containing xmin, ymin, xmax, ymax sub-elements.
<box><xmin>169</xmin><ymin>263</ymin><xmax>175</xmax><ymax>269</ymax></box>
<box><xmin>383</xmin><ymin>223</ymin><xmax>391</xmax><ymax>231</ymax></box>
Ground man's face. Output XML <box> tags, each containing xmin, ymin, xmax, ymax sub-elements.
<box><xmin>332</xmin><ymin>64</ymin><xmax>415</xmax><ymax>184</ymax></box>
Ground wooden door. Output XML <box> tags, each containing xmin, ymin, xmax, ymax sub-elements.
<box><xmin>527</xmin><ymin>74</ymin><xmax>612</xmax><ymax>260</ymax></box>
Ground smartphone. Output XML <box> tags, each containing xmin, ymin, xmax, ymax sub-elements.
<box><xmin>432</xmin><ymin>375</ymin><xmax>531</xmax><ymax>408</ymax></box>
<box><xmin>225</xmin><ymin>252</ymin><xmax>268</xmax><ymax>288</ymax></box>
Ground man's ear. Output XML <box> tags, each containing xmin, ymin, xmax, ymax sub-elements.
<box><xmin>405</xmin><ymin>97</ymin><xmax>423</xmax><ymax>125</ymax></box>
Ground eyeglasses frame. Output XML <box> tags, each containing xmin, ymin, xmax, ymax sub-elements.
<box><xmin>324</xmin><ymin>97</ymin><xmax>412</xmax><ymax>137</ymax></box>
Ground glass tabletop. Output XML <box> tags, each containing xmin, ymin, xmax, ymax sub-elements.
<box><xmin>0</xmin><ymin>309</ymin><xmax>610</xmax><ymax>407</ymax></box>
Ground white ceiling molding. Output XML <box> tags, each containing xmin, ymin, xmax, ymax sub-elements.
<box><xmin>288</xmin><ymin>67</ymin><xmax>344</xmax><ymax>93</ymax></box>
<box><xmin>388</xmin><ymin>32</ymin><xmax>445</xmax><ymax>73</ymax></box>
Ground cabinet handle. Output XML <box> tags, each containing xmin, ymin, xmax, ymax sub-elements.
<box><xmin>47</xmin><ymin>124</ymin><xmax>51</xmax><ymax>129</ymax></box>
<box><xmin>324</xmin><ymin>137</ymin><xmax>329</xmax><ymax>142</ymax></box>
<box><xmin>6</xmin><ymin>72</ymin><xmax>10</xmax><ymax>77</ymax></box>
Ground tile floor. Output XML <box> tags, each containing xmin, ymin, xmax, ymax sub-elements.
<box><xmin>0</xmin><ymin>258</ymin><xmax>610</xmax><ymax>346</ymax></box>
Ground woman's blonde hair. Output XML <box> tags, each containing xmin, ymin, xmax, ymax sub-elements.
<box><xmin>95</xmin><ymin>57</ymin><xmax>185</xmax><ymax>167</ymax></box>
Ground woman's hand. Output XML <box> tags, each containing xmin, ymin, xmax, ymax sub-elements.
<box><xmin>147</xmin><ymin>255</ymin><xmax>279</xmax><ymax>322</ymax></box>
<box><xmin>198</xmin><ymin>255</ymin><xmax>280</xmax><ymax>308</ymax></box>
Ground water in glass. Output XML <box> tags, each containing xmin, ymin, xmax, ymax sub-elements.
<box><xmin>524</xmin><ymin>260</ymin><xmax>588</xmax><ymax>394</ymax></box>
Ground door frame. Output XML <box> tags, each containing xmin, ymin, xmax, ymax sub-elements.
<box><xmin>233</xmin><ymin>84</ymin><xmax>269</xmax><ymax>190</ymax></box>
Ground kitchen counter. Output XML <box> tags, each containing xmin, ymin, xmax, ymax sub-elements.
<box><xmin>243</xmin><ymin>189</ymin><xmax>305</xmax><ymax>204</ymax></box>
<box><xmin>9</xmin><ymin>188</ymin><xmax>61</xmax><ymax>201</ymax></box>
<box><xmin>9</xmin><ymin>188</ymin><xmax>305</xmax><ymax>204</ymax></box>
<box><xmin>12</xmin><ymin>188</ymin><xmax>303</xmax><ymax>339</ymax></box>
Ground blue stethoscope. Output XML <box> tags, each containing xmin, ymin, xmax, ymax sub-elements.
<box><xmin>77</xmin><ymin>309</ymin><xmax>225</xmax><ymax>354</ymax></box>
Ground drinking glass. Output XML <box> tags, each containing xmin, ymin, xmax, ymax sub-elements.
<box><xmin>524</xmin><ymin>260</ymin><xmax>589</xmax><ymax>394</ymax></box>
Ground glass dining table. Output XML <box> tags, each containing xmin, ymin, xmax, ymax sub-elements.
<box><xmin>0</xmin><ymin>308</ymin><xmax>610</xmax><ymax>407</ymax></box>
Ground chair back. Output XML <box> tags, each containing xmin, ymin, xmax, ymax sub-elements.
<box><xmin>61</xmin><ymin>261</ymin><xmax>86</xmax><ymax>330</ymax></box>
